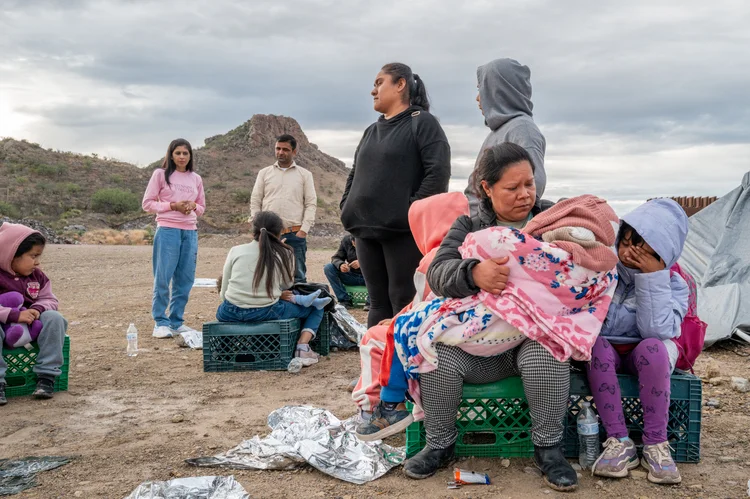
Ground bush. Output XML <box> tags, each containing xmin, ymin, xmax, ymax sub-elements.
<box><xmin>91</xmin><ymin>188</ymin><xmax>141</xmax><ymax>214</ymax></box>
<box><xmin>0</xmin><ymin>201</ymin><xmax>19</xmax><ymax>218</ymax></box>
<box><xmin>232</xmin><ymin>189</ymin><xmax>252</xmax><ymax>204</ymax></box>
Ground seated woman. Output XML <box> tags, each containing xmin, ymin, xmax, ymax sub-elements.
<box><xmin>404</xmin><ymin>143</ymin><xmax>613</xmax><ymax>492</ymax></box>
<box><xmin>216</xmin><ymin>211</ymin><xmax>328</xmax><ymax>366</ymax></box>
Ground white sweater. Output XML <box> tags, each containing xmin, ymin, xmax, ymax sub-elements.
<box><xmin>220</xmin><ymin>241</ymin><xmax>292</xmax><ymax>308</ymax></box>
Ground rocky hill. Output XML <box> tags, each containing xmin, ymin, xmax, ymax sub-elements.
<box><xmin>0</xmin><ymin>115</ymin><xmax>349</xmax><ymax>235</ymax></box>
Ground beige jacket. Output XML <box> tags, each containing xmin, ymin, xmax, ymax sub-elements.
<box><xmin>250</xmin><ymin>162</ymin><xmax>317</xmax><ymax>233</ymax></box>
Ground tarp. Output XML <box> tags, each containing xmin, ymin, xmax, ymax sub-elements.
<box><xmin>679</xmin><ymin>171</ymin><xmax>750</xmax><ymax>345</ymax></box>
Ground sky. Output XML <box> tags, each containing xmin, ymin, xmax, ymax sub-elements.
<box><xmin>1</xmin><ymin>0</ymin><xmax>749</xmax><ymax>214</ymax></box>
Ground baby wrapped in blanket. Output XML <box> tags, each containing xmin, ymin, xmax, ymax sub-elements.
<box><xmin>394</xmin><ymin>195</ymin><xmax>621</xmax><ymax>382</ymax></box>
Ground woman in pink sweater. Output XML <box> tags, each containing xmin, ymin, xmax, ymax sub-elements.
<box><xmin>142</xmin><ymin>139</ymin><xmax>206</xmax><ymax>339</ymax></box>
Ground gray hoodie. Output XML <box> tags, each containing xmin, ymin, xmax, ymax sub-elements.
<box><xmin>466</xmin><ymin>58</ymin><xmax>547</xmax><ymax>216</ymax></box>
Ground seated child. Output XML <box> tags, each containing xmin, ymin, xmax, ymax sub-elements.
<box><xmin>586</xmin><ymin>199</ymin><xmax>689</xmax><ymax>485</ymax></box>
<box><xmin>216</xmin><ymin>211</ymin><xmax>329</xmax><ymax>366</ymax></box>
<box><xmin>0</xmin><ymin>223</ymin><xmax>68</xmax><ymax>405</ymax></box>
<box><xmin>353</xmin><ymin>192</ymin><xmax>470</xmax><ymax>440</ymax></box>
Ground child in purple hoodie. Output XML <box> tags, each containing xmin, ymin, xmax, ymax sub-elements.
<box><xmin>0</xmin><ymin>223</ymin><xmax>67</xmax><ymax>405</ymax></box>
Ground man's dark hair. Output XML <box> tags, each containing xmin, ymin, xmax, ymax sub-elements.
<box><xmin>276</xmin><ymin>134</ymin><xmax>297</xmax><ymax>151</ymax></box>
<box><xmin>14</xmin><ymin>232</ymin><xmax>46</xmax><ymax>258</ymax></box>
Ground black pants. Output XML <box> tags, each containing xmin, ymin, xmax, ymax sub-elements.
<box><xmin>355</xmin><ymin>233</ymin><xmax>423</xmax><ymax>328</ymax></box>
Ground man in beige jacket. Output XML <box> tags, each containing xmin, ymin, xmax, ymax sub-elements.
<box><xmin>250</xmin><ymin>134</ymin><xmax>317</xmax><ymax>283</ymax></box>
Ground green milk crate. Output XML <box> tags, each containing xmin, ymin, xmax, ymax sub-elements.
<box><xmin>3</xmin><ymin>335</ymin><xmax>70</xmax><ymax>398</ymax></box>
<box><xmin>203</xmin><ymin>315</ymin><xmax>331</xmax><ymax>372</ymax></box>
<box><xmin>405</xmin><ymin>370</ymin><xmax>701</xmax><ymax>463</ymax></box>
<box><xmin>344</xmin><ymin>285</ymin><xmax>369</xmax><ymax>307</ymax></box>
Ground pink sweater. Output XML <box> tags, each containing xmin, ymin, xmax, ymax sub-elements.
<box><xmin>142</xmin><ymin>169</ymin><xmax>206</xmax><ymax>230</ymax></box>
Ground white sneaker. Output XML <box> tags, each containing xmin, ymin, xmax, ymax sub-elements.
<box><xmin>152</xmin><ymin>325</ymin><xmax>174</xmax><ymax>338</ymax></box>
<box><xmin>171</xmin><ymin>324</ymin><xmax>199</xmax><ymax>335</ymax></box>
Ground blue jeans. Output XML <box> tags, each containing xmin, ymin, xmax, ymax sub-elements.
<box><xmin>216</xmin><ymin>299</ymin><xmax>323</xmax><ymax>337</ymax></box>
<box><xmin>381</xmin><ymin>352</ymin><xmax>409</xmax><ymax>403</ymax></box>
<box><xmin>323</xmin><ymin>263</ymin><xmax>366</xmax><ymax>302</ymax></box>
<box><xmin>152</xmin><ymin>227</ymin><xmax>198</xmax><ymax>329</ymax></box>
<box><xmin>284</xmin><ymin>232</ymin><xmax>307</xmax><ymax>283</ymax></box>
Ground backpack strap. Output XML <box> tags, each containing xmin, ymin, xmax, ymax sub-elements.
<box><xmin>411</xmin><ymin>110</ymin><xmax>420</xmax><ymax>140</ymax></box>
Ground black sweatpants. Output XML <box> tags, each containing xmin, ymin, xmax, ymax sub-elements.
<box><xmin>355</xmin><ymin>233</ymin><xmax>423</xmax><ymax>328</ymax></box>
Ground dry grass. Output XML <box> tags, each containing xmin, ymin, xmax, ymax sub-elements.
<box><xmin>80</xmin><ymin>229</ymin><xmax>150</xmax><ymax>245</ymax></box>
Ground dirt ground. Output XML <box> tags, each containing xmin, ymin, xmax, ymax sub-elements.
<box><xmin>1</xmin><ymin>242</ymin><xmax>749</xmax><ymax>499</ymax></box>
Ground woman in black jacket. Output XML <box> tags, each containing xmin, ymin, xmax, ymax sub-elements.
<box><xmin>404</xmin><ymin>143</ymin><xmax>578</xmax><ymax>493</ymax></box>
<box><xmin>340</xmin><ymin>63</ymin><xmax>451</xmax><ymax>327</ymax></box>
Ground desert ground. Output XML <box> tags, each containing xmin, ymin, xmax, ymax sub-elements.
<box><xmin>1</xmin><ymin>241</ymin><xmax>749</xmax><ymax>498</ymax></box>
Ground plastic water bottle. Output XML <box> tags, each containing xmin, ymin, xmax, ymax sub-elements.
<box><xmin>126</xmin><ymin>323</ymin><xmax>138</xmax><ymax>357</ymax></box>
<box><xmin>577</xmin><ymin>402</ymin><xmax>600</xmax><ymax>470</ymax></box>
<box><xmin>287</xmin><ymin>357</ymin><xmax>303</xmax><ymax>374</ymax></box>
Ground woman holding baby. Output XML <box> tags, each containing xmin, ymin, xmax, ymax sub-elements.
<box><xmin>404</xmin><ymin>143</ymin><xmax>580</xmax><ymax>492</ymax></box>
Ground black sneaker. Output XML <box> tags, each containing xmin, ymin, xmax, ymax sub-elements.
<box><xmin>534</xmin><ymin>444</ymin><xmax>578</xmax><ymax>492</ymax></box>
<box><xmin>33</xmin><ymin>377</ymin><xmax>55</xmax><ymax>399</ymax></box>
<box><xmin>355</xmin><ymin>401</ymin><xmax>414</xmax><ymax>441</ymax></box>
<box><xmin>403</xmin><ymin>443</ymin><xmax>455</xmax><ymax>479</ymax></box>
<box><xmin>0</xmin><ymin>384</ymin><xmax>7</xmax><ymax>406</ymax></box>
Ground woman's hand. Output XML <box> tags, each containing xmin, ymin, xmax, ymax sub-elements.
<box><xmin>170</xmin><ymin>201</ymin><xmax>192</xmax><ymax>214</ymax></box>
<box><xmin>471</xmin><ymin>256</ymin><xmax>511</xmax><ymax>295</ymax></box>
<box><xmin>378</xmin><ymin>318</ymin><xmax>392</xmax><ymax>326</ymax></box>
<box><xmin>280</xmin><ymin>290</ymin><xmax>294</xmax><ymax>302</ymax></box>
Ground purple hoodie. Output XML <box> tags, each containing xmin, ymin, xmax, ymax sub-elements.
<box><xmin>0</xmin><ymin>223</ymin><xmax>58</xmax><ymax>324</ymax></box>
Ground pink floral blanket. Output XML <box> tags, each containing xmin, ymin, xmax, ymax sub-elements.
<box><xmin>408</xmin><ymin>226</ymin><xmax>618</xmax><ymax>369</ymax></box>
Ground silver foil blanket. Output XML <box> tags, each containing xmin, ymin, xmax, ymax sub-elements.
<box><xmin>185</xmin><ymin>406</ymin><xmax>404</xmax><ymax>484</ymax></box>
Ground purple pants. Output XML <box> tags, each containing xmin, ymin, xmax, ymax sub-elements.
<box><xmin>586</xmin><ymin>336</ymin><xmax>671</xmax><ymax>445</ymax></box>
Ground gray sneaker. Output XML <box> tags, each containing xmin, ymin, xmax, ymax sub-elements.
<box><xmin>355</xmin><ymin>401</ymin><xmax>413</xmax><ymax>441</ymax></box>
<box><xmin>592</xmin><ymin>437</ymin><xmax>639</xmax><ymax>478</ymax></box>
<box><xmin>642</xmin><ymin>441</ymin><xmax>682</xmax><ymax>484</ymax></box>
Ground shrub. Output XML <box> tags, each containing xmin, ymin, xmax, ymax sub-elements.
<box><xmin>232</xmin><ymin>189</ymin><xmax>252</xmax><ymax>204</ymax></box>
<box><xmin>0</xmin><ymin>201</ymin><xmax>19</xmax><ymax>218</ymax></box>
<box><xmin>91</xmin><ymin>188</ymin><xmax>141</xmax><ymax>214</ymax></box>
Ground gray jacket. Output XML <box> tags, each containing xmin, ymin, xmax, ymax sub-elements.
<box><xmin>427</xmin><ymin>199</ymin><xmax>553</xmax><ymax>298</ymax></box>
<box><xmin>465</xmin><ymin>59</ymin><xmax>547</xmax><ymax>217</ymax></box>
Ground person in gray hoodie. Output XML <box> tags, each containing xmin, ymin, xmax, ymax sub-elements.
<box><xmin>465</xmin><ymin>58</ymin><xmax>547</xmax><ymax>217</ymax></box>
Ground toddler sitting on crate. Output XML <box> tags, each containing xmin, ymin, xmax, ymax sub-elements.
<box><xmin>0</xmin><ymin>223</ymin><xmax>68</xmax><ymax>405</ymax></box>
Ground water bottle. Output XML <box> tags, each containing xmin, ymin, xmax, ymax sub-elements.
<box><xmin>577</xmin><ymin>401</ymin><xmax>600</xmax><ymax>470</ymax></box>
<box><xmin>126</xmin><ymin>323</ymin><xmax>138</xmax><ymax>357</ymax></box>
<box><xmin>287</xmin><ymin>357</ymin><xmax>303</xmax><ymax>374</ymax></box>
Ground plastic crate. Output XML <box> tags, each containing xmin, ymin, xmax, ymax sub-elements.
<box><xmin>309</xmin><ymin>313</ymin><xmax>331</xmax><ymax>357</ymax></box>
<box><xmin>405</xmin><ymin>370</ymin><xmax>701</xmax><ymax>463</ymax></box>
<box><xmin>344</xmin><ymin>285</ymin><xmax>368</xmax><ymax>307</ymax></box>
<box><xmin>203</xmin><ymin>317</ymin><xmax>330</xmax><ymax>372</ymax></box>
<box><xmin>406</xmin><ymin>377</ymin><xmax>533</xmax><ymax>458</ymax></box>
<box><xmin>565</xmin><ymin>370</ymin><xmax>701</xmax><ymax>463</ymax></box>
<box><xmin>3</xmin><ymin>335</ymin><xmax>70</xmax><ymax>398</ymax></box>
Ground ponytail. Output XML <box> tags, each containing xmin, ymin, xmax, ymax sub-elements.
<box><xmin>410</xmin><ymin>74</ymin><xmax>430</xmax><ymax>112</ymax></box>
<box><xmin>381</xmin><ymin>62</ymin><xmax>431</xmax><ymax>112</ymax></box>
<box><xmin>251</xmin><ymin>212</ymin><xmax>295</xmax><ymax>297</ymax></box>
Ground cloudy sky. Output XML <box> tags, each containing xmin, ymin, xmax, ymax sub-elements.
<box><xmin>2</xmin><ymin>0</ymin><xmax>749</xmax><ymax>214</ymax></box>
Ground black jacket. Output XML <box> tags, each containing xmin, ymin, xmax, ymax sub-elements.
<box><xmin>340</xmin><ymin>106</ymin><xmax>451</xmax><ymax>239</ymax></box>
<box><xmin>330</xmin><ymin>235</ymin><xmax>361</xmax><ymax>274</ymax></box>
<box><xmin>427</xmin><ymin>198</ymin><xmax>554</xmax><ymax>299</ymax></box>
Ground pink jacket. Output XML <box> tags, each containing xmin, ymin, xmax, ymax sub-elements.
<box><xmin>0</xmin><ymin>223</ymin><xmax>59</xmax><ymax>324</ymax></box>
<box><xmin>142</xmin><ymin>169</ymin><xmax>206</xmax><ymax>230</ymax></box>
